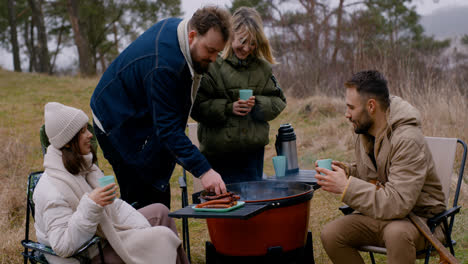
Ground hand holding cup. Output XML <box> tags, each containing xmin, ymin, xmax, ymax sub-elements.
<box><xmin>239</xmin><ymin>89</ymin><xmax>253</xmax><ymax>101</ymax></box>
<box><xmin>89</xmin><ymin>176</ymin><xmax>118</xmax><ymax>206</ymax></box>
<box><xmin>316</xmin><ymin>159</ymin><xmax>332</xmax><ymax>175</ymax></box>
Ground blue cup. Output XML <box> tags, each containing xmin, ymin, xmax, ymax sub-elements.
<box><xmin>272</xmin><ymin>156</ymin><xmax>287</xmax><ymax>177</ymax></box>
<box><xmin>98</xmin><ymin>175</ymin><xmax>116</xmax><ymax>200</ymax></box>
<box><xmin>317</xmin><ymin>159</ymin><xmax>332</xmax><ymax>175</ymax></box>
<box><xmin>239</xmin><ymin>89</ymin><xmax>253</xmax><ymax>100</ymax></box>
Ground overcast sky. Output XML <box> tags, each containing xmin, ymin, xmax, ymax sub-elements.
<box><xmin>182</xmin><ymin>0</ymin><xmax>468</xmax><ymax>16</ymax></box>
<box><xmin>1</xmin><ymin>0</ymin><xmax>467</xmax><ymax>71</ymax></box>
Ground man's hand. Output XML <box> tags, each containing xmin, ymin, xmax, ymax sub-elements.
<box><xmin>315</xmin><ymin>165</ymin><xmax>348</xmax><ymax>194</ymax></box>
<box><xmin>89</xmin><ymin>183</ymin><xmax>118</xmax><ymax>206</ymax></box>
<box><xmin>233</xmin><ymin>96</ymin><xmax>255</xmax><ymax>116</ymax></box>
<box><xmin>200</xmin><ymin>169</ymin><xmax>227</xmax><ymax>195</ymax></box>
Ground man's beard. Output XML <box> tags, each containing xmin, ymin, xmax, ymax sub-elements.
<box><xmin>192</xmin><ymin>59</ymin><xmax>210</xmax><ymax>74</ymax></box>
<box><xmin>353</xmin><ymin>110</ymin><xmax>373</xmax><ymax>134</ymax></box>
<box><xmin>190</xmin><ymin>45</ymin><xmax>211</xmax><ymax>74</ymax></box>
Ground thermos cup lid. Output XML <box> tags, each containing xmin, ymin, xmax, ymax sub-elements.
<box><xmin>277</xmin><ymin>123</ymin><xmax>296</xmax><ymax>141</ymax></box>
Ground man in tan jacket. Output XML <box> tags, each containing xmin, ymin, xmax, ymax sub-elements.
<box><xmin>315</xmin><ymin>70</ymin><xmax>446</xmax><ymax>264</ymax></box>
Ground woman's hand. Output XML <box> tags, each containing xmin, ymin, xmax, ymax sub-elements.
<box><xmin>89</xmin><ymin>183</ymin><xmax>118</xmax><ymax>207</ymax></box>
<box><xmin>233</xmin><ymin>96</ymin><xmax>255</xmax><ymax>116</ymax></box>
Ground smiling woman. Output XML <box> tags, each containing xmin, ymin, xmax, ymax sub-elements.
<box><xmin>191</xmin><ymin>6</ymin><xmax>287</xmax><ymax>184</ymax></box>
<box><xmin>33</xmin><ymin>102</ymin><xmax>188</xmax><ymax>264</ymax></box>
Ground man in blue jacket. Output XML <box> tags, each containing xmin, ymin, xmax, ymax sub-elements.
<box><xmin>90</xmin><ymin>6</ymin><xmax>231</xmax><ymax>209</ymax></box>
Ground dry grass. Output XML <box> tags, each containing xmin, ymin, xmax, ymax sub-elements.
<box><xmin>0</xmin><ymin>68</ymin><xmax>466</xmax><ymax>263</ymax></box>
<box><xmin>0</xmin><ymin>137</ymin><xmax>32</xmax><ymax>264</ymax></box>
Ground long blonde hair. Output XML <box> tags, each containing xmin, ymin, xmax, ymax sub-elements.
<box><xmin>222</xmin><ymin>7</ymin><xmax>276</xmax><ymax>64</ymax></box>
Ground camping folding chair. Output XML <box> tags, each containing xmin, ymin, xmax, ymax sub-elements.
<box><xmin>178</xmin><ymin>123</ymin><xmax>204</xmax><ymax>263</ymax></box>
<box><xmin>339</xmin><ymin>137</ymin><xmax>467</xmax><ymax>263</ymax></box>
<box><xmin>21</xmin><ymin>171</ymin><xmax>105</xmax><ymax>264</ymax></box>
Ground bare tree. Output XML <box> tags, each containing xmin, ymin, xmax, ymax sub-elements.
<box><xmin>7</xmin><ymin>0</ymin><xmax>22</xmax><ymax>72</ymax></box>
<box><xmin>67</xmin><ymin>0</ymin><xmax>93</xmax><ymax>76</ymax></box>
<box><xmin>24</xmin><ymin>17</ymin><xmax>37</xmax><ymax>72</ymax></box>
<box><xmin>332</xmin><ymin>0</ymin><xmax>345</xmax><ymax>66</ymax></box>
<box><xmin>27</xmin><ymin>0</ymin><xmax>50</xmax><ymax>74</ymax></box>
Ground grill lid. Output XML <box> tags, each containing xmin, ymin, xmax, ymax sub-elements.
<box><xmin>226</xmin><ymin>181</ymin><xmax>313</xmax><ymax>203</ymax></box>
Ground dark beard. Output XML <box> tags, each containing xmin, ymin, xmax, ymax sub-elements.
<box><xmin>354</xmin><ymin>110</ymin><xmax>373</xmax><ymax>134</ymax></box>
<box><xmin>192</xmin><ymin>60</ymin><xmax>210</xmax><ymax>74</ymax></box>
<box><xmin>354</xmin><ymin>121</ymin><xmax>372</xmax><ymax>134</ymax></box>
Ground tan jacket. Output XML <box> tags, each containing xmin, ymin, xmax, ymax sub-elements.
<box><xmin>342</xmin><ymin>96</ymin><xmax>446</xmax><ymax>220</ymax></box>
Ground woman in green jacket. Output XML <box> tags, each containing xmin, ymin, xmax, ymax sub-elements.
<box><xmin>191</xmin><ymin>7</ymin><xmax>286</xmax><ymax>184</ymax></box>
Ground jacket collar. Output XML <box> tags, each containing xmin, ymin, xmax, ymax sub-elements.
<box><xmin>177</xmin><ymin>18</ymin><xmax>202</xmax><ymax>104</ymax></box>
<box><xmin>177</xmin><ymin>18</ymin><xmax>195</xmax><ymax>77</ymax></box>
<box><xmin>358</xmin><ymin>96</ymin><xmax>421</xmax><ymax>182</ymax></box>
<box><xmin>225</xmin><ymin>52</ymin><xmax>256</xmax><ymax>68</ymax></box>
<box><xmin>44</xmin><ymin>145</ymin><xmax>94</xmax><ymax>177</ymax></box>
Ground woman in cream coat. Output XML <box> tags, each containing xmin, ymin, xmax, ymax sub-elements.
<box><xmin>34</xmin><ymin>102</ymin><xmax>188</xmax><ymax>264</ymax></box>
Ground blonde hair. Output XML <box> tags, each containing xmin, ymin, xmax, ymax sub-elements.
<box><xmin>222</xmin><ymin>7</ymin><xmax>276</xmax><ymax>64</ymax></box>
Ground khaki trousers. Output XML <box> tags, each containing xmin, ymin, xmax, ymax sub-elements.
<box><xmin>320</xmin><ymin>214</ymin><xmax>428</xmax><ymax>264</ymax></box>
<box><xmin>92</xmin><ymin>203</ymin><xmax>189</xmax><ymax>264</ymax></box>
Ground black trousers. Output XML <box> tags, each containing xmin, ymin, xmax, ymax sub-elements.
<box><xmin>93</xmin><ymin>122</ymin><xmax>171</xmax><ymax>209</ymax></box>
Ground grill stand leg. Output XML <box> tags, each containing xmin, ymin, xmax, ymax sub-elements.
<box><xmin>205</xmin><ymin>231</ymin><xmax>315</xmax><ymax>264</ymax></box>
<box><xmin>266</xmin><ymin>246</ymin><xmax>284</xmax><ymax>264</ymax></box>
<box><xmin>303</xmin><ymin>231</ymin><xmax>315</xmax><ymax>264</ymax></box>
<box><xmin>205</xmin><ymin>241</ymin><xmax>217</xmax><ymax>264</ymax></box>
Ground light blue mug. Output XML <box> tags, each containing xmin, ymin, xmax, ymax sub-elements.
<box><xmin>272</xmin><ymin>156</ymin><xmax>287</xmax><ymax>177</ymax></box>
<box><xmin>239</xmin><ymin>89</ymin><xmax>253</xmax><ymax>101</ymax></box>
<box><xmin>98</xmin><ymin>175</ymin><xmax>116</xmax><ymax>200</ymax></box>
<box><xmin>317</xmin><ymin>159</ymin><xmax>332</xmax><ymax>175</ymax></box>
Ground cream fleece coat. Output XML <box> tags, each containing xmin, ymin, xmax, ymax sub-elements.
<box><xmin>33</xmin><ymin>145</ymin><xmax>180</xmax><ymax>264</ymax></box>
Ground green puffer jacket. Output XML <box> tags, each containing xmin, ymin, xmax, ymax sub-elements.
<box><xmin>191</xmin><ymin>54</ymin><xmax>287</xmax><ymax>157</ymax></box>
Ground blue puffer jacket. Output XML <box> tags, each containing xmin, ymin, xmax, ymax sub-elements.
<box><xmin>90</xmin><ymin>18</ymin><xmax>211</xmax><ymax>191</ymax></box>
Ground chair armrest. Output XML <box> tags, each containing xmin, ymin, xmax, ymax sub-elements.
<box><xmin>74</xmin><ymin>236</ymin><xmax>102</xmax><ymax>255</ymax></box>
<box><xmin>22</xmin><ymin>236</ymin><xmax>101</xmax><ymax>258</ymax></box>
<box><xmin>22</xmin><ymin>240</ymin><xmax>58</xmax><ymax>256</ymax></box>
<box><xmin>339</xmin><ymin>205</ymin><xmax>355</xmax><ymax>215</ymax></box>
<box><xmin>427</xmin><ymin>206</ymin><xmax>461</xmax><ymax>227</ymax></box>
<box><xmin>178</xmin><ymin>176</ymin><xmax>187</xmax><ymax>188</ymax></box>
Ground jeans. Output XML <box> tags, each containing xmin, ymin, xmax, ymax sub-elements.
<box><xmin>206</xmin><ymin>148</ymin><xmax>264</xmax><ymax>184</ymax></box>
<box><xmin>93</xmin><ymin>122</ymin><xmax>171</xmax><ymax>209</ymax></box>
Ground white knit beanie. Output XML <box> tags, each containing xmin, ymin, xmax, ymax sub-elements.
<box><xmin>44</xmin><ymin>102</ymin><xmax>89</xmax><ymax>149</ymax></box>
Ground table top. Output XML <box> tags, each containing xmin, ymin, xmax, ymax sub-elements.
<box><xmin>267</xmin><ymin>169</ymin><xmax>319</xmax><ymax>189</ymax></box>
<box><xmin>169</xmin><ymin>203</ymin><xmax>269</xmax><ymax>220</ymax></box>
<box><xmin>170</xmin><ymin>169</ymin><xmax>319</xmax><ymax>219</ymax></box>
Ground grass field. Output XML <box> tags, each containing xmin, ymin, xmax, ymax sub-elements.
<box><xmin>0</xmin><ymin>69</ymin><xmax>466</xmax><ymax>263</ymax></box>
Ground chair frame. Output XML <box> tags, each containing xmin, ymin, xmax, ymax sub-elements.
<box><xmin>179</xmin><ymin>169</ymin><xmax>191</xmax><ymax>262</ymax></box>
<box><xmin>339</xmin><ymin>138</ymin><xmax>467</xmax><ymax>263</ymax></box>
<box><xmin>22</xmin><ymin>172</ymin><xmax>105</xmax><ymax>264</ymax></box>
<box><xmin>178</xmin><ymin>123</ymin><xmax>200</xmax><ymax>263</ymax></box>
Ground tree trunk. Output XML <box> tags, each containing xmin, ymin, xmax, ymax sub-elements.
<box><xmin>7</xmin><ymin>0</ymin><xmax>22</xmax><ymax>72</ymax></box>
<box><xmin>24</xmin><ymin>18</ymin><xmax>36</xmax><ymax>72</ymax></box>
<box><xmin>332</xmin><ymin>0</ymin><xmax>345</xmax><ymax>66</ymax></box>
<box><xmin>67</xmin><ymin>0</ymin><xmax>94</xmax><ymax>76</ymax></box>
<box><xmin>99</xmin><ymin>53</ymin><xmax>107</xmax><ymax>73</ymax></box>
<box><xmin>50</xmin><ymin>18</ymin><xmax>66</xmax><ymax>74</ymax></box>
<box><xmin>113</xmin><ymin>22</ymin><xmax>119</xmax><ymax>52</ymax></box>
<box><xmin>28</xmin><ymin>0</ymin><xmax>51</xmax><ymax>74</ymax></box>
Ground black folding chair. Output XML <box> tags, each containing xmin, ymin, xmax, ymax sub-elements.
<box><xmin>21</xmin><ymin>171</ymin><xmax>105</xmax><ymax>264</ymax></box>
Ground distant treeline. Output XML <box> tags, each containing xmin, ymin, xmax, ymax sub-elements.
<box><xmin>1</xmin><ymin>0</ymin><xmax>467</xmax><ymax>96</ymax></box>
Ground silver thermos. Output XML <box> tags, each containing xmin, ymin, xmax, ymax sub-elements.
<box><xmin>275</xmin><ymin>123</ymin><xmax>299</xmax><ymax>174</ymax></box>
